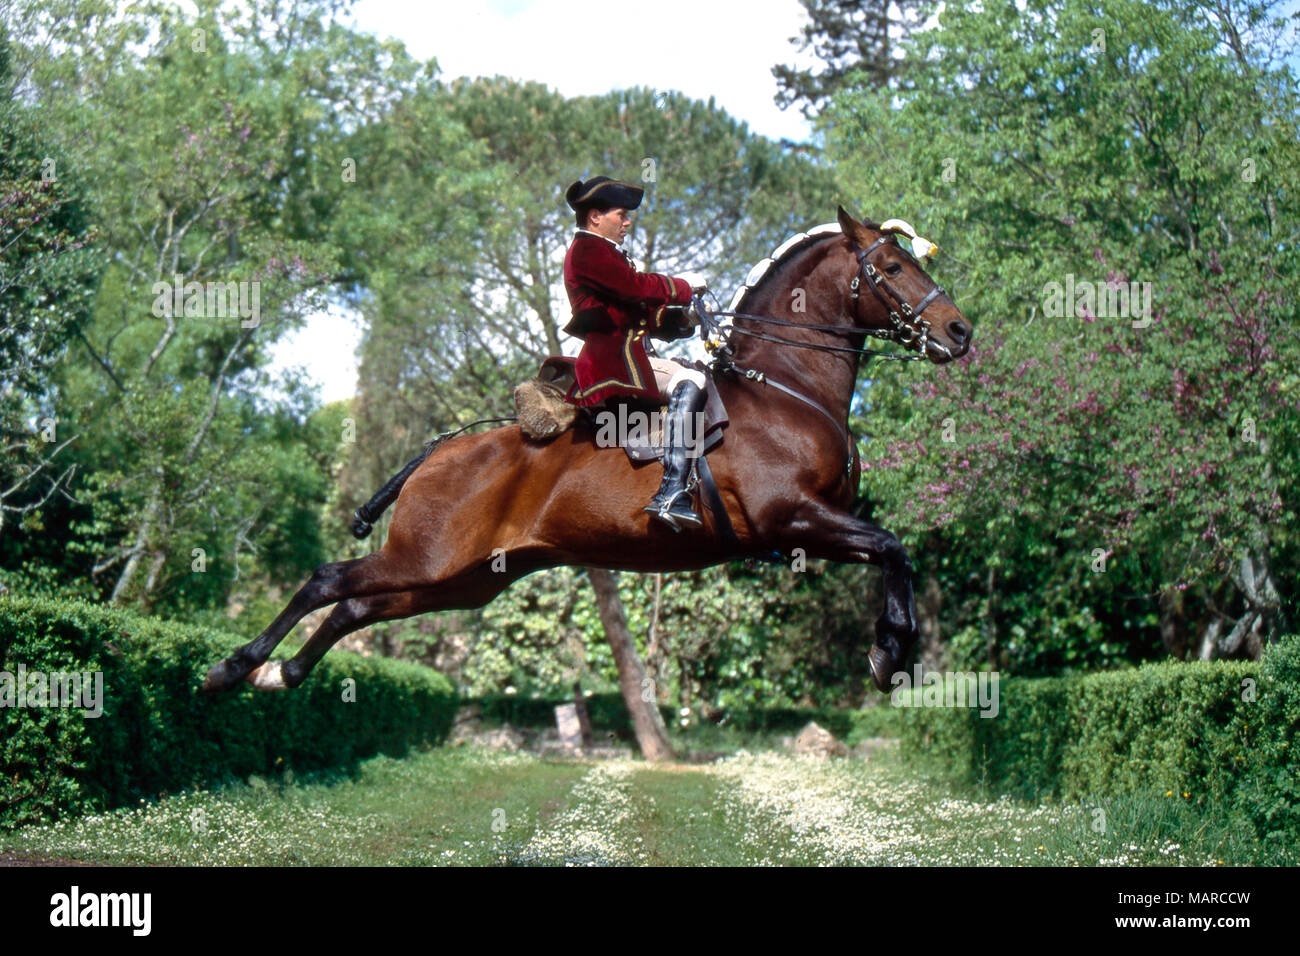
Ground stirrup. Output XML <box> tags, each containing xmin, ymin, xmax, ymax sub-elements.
<box><xmin>648</xmin><ymin>507</ymin><xmax>683</xmax><ymax>532</ymax></box>
<box><xmin>660</xmin><ymin>489</ymin><xmax>703</xmax><ymax>529</ymax></box>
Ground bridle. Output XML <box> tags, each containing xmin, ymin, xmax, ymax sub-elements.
<box><xmin>696</xmin><ymin>230</ymin><xmax>956</xmax><ymax>476</ymax></box>
<box><xmin>849</xmin><ymin>234</ymin><xmax>954</xmax><ymax>360</ymax></box>
<box><xmin>699</xmin><ymin>231</ymin><xmax>954</xmax><ymax>363</ymax></box>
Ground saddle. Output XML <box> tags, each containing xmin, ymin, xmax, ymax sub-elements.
<box><xmin>514</xmin><ymin>356</ymin><xmax>740</xmax><ymax>549</ymax></box>
<box><xmin>517</xmin><ymin>356</ymin><xmax>728</xmax><ymax>464</ymax></box>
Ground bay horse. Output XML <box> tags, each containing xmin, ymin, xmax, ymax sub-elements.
<box><xmin>202</xmin><ymin>206</ymin><xmax>971</xmax><ymax>696</ymax></box>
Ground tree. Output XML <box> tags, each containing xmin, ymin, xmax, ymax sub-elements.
<box><xmin>826</xmin><ymin>0</ymin><xmax>1299</xmax><ymax>670</ymax></box>
<box><xmin>3</xmin><ymin>0</ymin><xmax>421</xmax><ymax>612</ymax></box>
<box><xmin>773</xmin><ymin>0</ymin><xmax>934</xmax><ymax>118</ymax></box>
<box><xmin>0</xmin><ymin>19</ymin><xmax>99</xmax><ymax>539</ymax></box>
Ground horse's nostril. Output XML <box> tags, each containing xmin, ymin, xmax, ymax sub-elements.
<box><xmin>950</xmin><ymin>320</ymin><xmax>969</xmax><ymax>343</ymax></box>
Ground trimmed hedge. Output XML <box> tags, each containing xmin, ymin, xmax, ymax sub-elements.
<box><xmin>0</xmin><ymin>595</ymin><xmax>457</xmax><ymax>829</ymax></box>
<box><xmin>894</xmin><ymin>637</ymin><xmax>1300</xmax><ymax>844</ymax></box>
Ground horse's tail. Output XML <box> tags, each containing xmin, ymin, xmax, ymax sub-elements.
<box><xmin>350</xmin><ymin>416</ymin><xmax>517</xmax><ymax>539</ymax></box>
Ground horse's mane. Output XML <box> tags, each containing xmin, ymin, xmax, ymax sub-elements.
<box><xmin>729</xmin><ymin>221</ymin><xmax>874</xmax><ymax>312</ymax></box>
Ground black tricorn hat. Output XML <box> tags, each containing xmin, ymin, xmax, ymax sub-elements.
<box><xmin>565</xmin><ymin>176</ymin><xmax>644</xmax><ymax>212</ymax></box>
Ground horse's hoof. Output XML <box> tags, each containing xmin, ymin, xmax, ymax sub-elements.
<box><xmin>247</xmin><ymin>661</ymin><xmax>288</xmax><ymax>691</ymax></box>
<box><xmin>203</xmin><ymin>659</ymin><xmax>243</xmax><ymax>694</ymax></box>
<box><xmin>868</xmin><ymin>642</ymin><xmax>899</xmax><ymax>693</ymax></box>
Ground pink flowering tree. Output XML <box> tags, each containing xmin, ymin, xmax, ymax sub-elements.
<box><xmin>828</xmin><ymin>0</ymin><xmax>1298</xmax><ymax>671</ymax></box>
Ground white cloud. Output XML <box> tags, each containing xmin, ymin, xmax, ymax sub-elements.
<box><xmin>346</xmin><ymin>0</ymin><xmax>817</xmax><ymax>142</ymax></box>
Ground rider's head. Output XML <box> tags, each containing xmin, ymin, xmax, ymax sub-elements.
<box><xmin>566</xmin><ymin>176</ymin><xmax>644</xmax><ymax>241</ymax></box>
<box><xmin>584</xmin><ymin>207</ymin><xmax>631</xmax><ymax>243</ymax></box>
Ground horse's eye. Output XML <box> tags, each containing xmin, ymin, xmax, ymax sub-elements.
<box><xmin>886</xmin><ymin>263</ymin><xmax>903</xmax><ymax>276</ymax></box>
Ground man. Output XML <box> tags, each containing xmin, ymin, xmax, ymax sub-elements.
<box><xmin>562</xmin><ymin>175</ymin><xmax>709</xmax><ymax>531</ymax></box>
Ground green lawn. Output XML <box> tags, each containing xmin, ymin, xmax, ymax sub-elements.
<box><xmin>0</xmin><ymin>744</ymin><xmax>1276</xmax><ymax>866</ymax></box>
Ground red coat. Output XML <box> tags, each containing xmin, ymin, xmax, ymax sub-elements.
<box><xmin>562</xmin><ymin>231</ymin><xmax>693</xmax><ymax>407</ymax></box>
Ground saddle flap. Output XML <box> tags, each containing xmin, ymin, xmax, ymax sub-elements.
<box><xmin>619</xmin><ymin>364</ymin><xmax>727</xmax><ymax>464</ymax></box>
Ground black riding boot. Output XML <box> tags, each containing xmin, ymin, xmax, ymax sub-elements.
<box><xmin>644</xmin><ymin>380</ymin><xmax>707</xmax><ymax>531</ymax></box>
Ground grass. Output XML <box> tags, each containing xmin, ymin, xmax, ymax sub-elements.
<box><xmin>0</xmin><ymin>745</ymin><xmax>590</xmax><ymax>866</ymax></box>
<box><xmin>0</xmin><ymin>742</ymin><xmax>1286</xmax><ymax>866</ymax></box>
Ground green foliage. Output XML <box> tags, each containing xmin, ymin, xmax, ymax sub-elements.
<box><xmin>1234</xmin><ymin>631</ymin><xmax>1300</xmax><ymax>845</ymax></box>
<box><xmin>830</xmin><ymin>0</ymin><xmax>1300</xmax><ymax>668</ymax></box>
<box><xmin>0</xmin><ymin>594</ymin><xmax>456</xmax><ymax>829</ymax></box>
<box><xmin>0</xmin><ymin>16</ymin><xmax>100</xmax><ymax>540</ymax></box>
<box><xmin>418</xmin><ymin>560</ymin><xmax>881</xmax><ymax>710</ymax></box>
<box><xmin>1</xmin><ymin>0</ymin><xmax>395</xmax><ymax>612</ymax></box>
<box><xmin>896</xmin><ymin>637</ymin><xmax>1300</xmax><ymax>845</ymax></box>
<box><xmin>772</xmin><ymin>0</ymin><xmax>938</xmax><ymax>116</ymax></box>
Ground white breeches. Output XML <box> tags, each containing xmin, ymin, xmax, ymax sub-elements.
<box><xmin>648</xmin><ymin>357</ymin><xmax>706</xmax><ymax>399</ymax></box>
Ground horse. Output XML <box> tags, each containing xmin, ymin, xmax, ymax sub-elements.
<box><xmin>202</xmin><ymin>206</ymin><xmax>972</xmax><ymax>696</ymax></box>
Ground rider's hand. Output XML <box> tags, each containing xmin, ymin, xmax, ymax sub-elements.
<box><xmin>678</xmin><ymin>271</ymin><xmax>708</xmax><ymax>293</ymax></box>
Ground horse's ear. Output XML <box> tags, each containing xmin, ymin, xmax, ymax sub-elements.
<box><xmin>837</xmin><ymin>205</ymin><xmax>867</xmax><ymax>245</ymax></box>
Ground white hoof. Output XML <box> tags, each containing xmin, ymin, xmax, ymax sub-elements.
<box><xmin>247</xmin><ymin>661</ymin><xmax>288</xmax><ymax>691</ymax></box>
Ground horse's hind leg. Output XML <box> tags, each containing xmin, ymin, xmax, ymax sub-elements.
<box><xmin>203</xmin><ymin>553</ymin><xmax>410</xmax><ymax>693</ymax></box>
<box><xmin>245</xmin><ymin>590</ymin><xmax>422</xmax><ymax>691</ymax></box>
<box><xmin>246</xmin><ymin>567</ymin><xmax>527</xmax><ymax>691</ymax></box>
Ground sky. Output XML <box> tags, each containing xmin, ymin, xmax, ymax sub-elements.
<box><xmin>268</xmin><ymin>0</ymin><xmax>821</xmax><ymax>403</ymax></box>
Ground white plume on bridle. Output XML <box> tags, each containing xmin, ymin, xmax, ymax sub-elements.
<box><xmin>879</xmin><ymin>218</ymin><xmax>938</xmax><ymax>261</ymax></box>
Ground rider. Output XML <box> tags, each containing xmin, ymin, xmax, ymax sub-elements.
<box><xmin>562</xmin><ymin>175</ymin><xmax>709</xmax><ymax>530</ymax></box>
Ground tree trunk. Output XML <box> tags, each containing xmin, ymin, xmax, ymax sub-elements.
<box><xmin>1159</xmin><ymin>586</ymin><xmax>1185</xmax><ymax>659</ymax></box>
<box><xmin>1240</xmin><ymin>435</ymin><xmax>1286</xmax><ymax>652</ymax></box>
<box><xmin>983</xmin><ymin>564</ymin><xmax>999</xmax><ymax>669</ymax></box>
<box><xmin>110</xmin><ymin>483</ymin><xmax>162</xmax><ymax>604</ymax></box>
<box><xmin>587</xmin><ymin>568</ymin><xmax>675</xmax><ymax>761</ymax></box>
<box><xmin>1198</xmin><ymin>615</ymin><xmax>1223</xmax><ymax>661</ymax></box>
<box><xmin>573</xmin><ymin>681</ymin><xmax>594</xmax><ymax>747</ymax></box>
<box><xmin>917</xmin><ymin>570</ymin><xmax>944</xmax><ymax>670</ymax></box>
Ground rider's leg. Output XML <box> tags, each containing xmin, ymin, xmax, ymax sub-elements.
<box><xmin>644</xmin><ymin>358</ymin><xmax>708</xmax><ymax>530</ymax></box>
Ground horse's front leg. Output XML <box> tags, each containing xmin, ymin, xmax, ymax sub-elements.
<box><xmin>782</xmin><ymin>501</ymin><xmax>919</xmax><ymax>692</ymax></box>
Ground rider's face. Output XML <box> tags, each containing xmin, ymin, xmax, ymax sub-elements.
<box><xmin>589</xmin><ymin>207</ymin><xmax>631</xmax><ymax>244</ymax></box>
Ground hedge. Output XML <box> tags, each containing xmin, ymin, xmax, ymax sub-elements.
<box><xmin>0</xmin><ymin>595</ymin><xmax>457</xmax><ymax>829</ymax></box>
<box><xmin>894</xmin><ymin>636</ymin><xmax>1300</xmax><ymax>844</ymax></box>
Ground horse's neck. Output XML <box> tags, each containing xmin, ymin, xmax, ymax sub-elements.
<box><xmin>731</xmin><ymin>240</ymin><xmax>863</xmax><ymax>425</ymax></box>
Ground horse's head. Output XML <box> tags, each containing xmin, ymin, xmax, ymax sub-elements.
<box><xmin>836</xmin><ymin>205</ymin><xmax>972</xmax><ymax>363</ymax></box>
